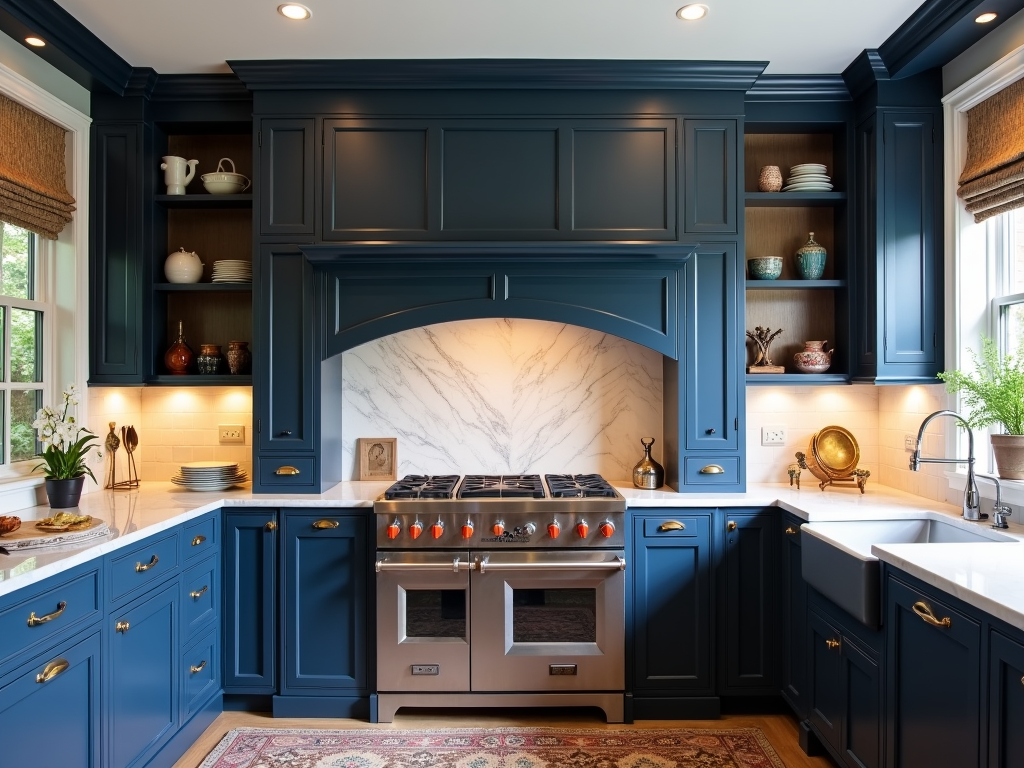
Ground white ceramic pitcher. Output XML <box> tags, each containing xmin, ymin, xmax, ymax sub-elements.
<box><xmin>160</xmin><ymin>155</ymin><xmax>198</xmax><ymax>195</ymax></box>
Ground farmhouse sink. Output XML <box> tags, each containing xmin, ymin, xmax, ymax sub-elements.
<box><xmin>801</xmin><ymin>518</ymin><xmax>1015</xmax><ymax>628</ymax></box>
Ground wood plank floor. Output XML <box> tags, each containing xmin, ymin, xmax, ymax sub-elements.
<box><xmin>172</xmin><ymin>708</ymin><xmax>837</xmax><ymax>767</ymax></box>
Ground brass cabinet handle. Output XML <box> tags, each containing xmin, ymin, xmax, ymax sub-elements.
<box><xmin>313</xmin><ymin>519</ymin><xmax>339</xmax><ymax>529</ymax></box>
<box><xmin>912</xmin><ymin>601</ymin><xmax>951</xmax><ymax>628</ymax></box>
<box><xmin>36</xmin><ymin>658</ymin><xmax>69</xmax><ymax>684</ymax></box>
<box><xmin>265</xmin><ymin>521</ymin><xmax>277</xmax><ymax>531</ymax></box>
<box><xmin>190</xmin><ymin>585</ymin><xmax>209</xmax><ymax>600</ymax></box>
<box><xmin>826</xmin><ymin>638</ymin><xmax>841</xmax><ymax>650</ymax></box>
<box><xmin>658</xmin><ymin>521</ymin><xmax>686</xmax><ymax>532</ymax></box>
<box><xmin>700</xmin><ymin>464</ymin><xmax>725</xmax><ymax>474</ymax></box>
<box><xmin>27</xmin><ymin>600</ymin><xmax>66</xmax><ymax>628</ymax></box>
<box><xmin>115</xmin><ymin>620</ymin><xmax>130</xmax><ymax>633</ymax></box>
<box><xmin>785</xmin><ymin>526</ymin><xmax>798</xmax><ymax>535</ymax></box>
<box><xmin>191</xmin><ymin>534</ymin><xmax>206</xmax><ymax>547</ymax></box>
<box><xmin>190</xmin><ymin>660</ymin><xmax>208</xmax><ymax>674</ymax></box>
<box><xmin>275</xmin><ymin>466</ymin><xmax>300</xmax><ymax>475</ymax></box>
<box><xmin>727</xmin><ymin>521</ymin><xmax>738</xmax><ymax>532</ymax></box>
<box><xmin>135</xmin><ymin>554</ymin><xmax>159</xmax><ymax>573</ymax></box>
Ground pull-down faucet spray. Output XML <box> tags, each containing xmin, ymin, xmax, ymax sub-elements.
<box><xmin>910</xmin><ymin>410</ymin><xmax>983</xmax><ymax>521</ymax></box>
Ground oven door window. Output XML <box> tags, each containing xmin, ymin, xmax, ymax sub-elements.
<box><xmin>404</xmin><ymin>589</ymin><xmax>467</xmax><ymax>639</ymax></box>
<box><xmin>511</xmin><ymin>588</ymin><xmax>596</xmax><ymax>643</ymax></box>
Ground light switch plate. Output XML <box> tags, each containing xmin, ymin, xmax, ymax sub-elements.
<box><xmin>219</xmin><ymin>424</ymin><xmax>244</xmax><ymax>443</ymax></box>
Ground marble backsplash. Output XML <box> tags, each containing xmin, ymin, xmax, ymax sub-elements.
<box><xmin>340</xmin><ymin>319</ymin><xmax>664</xmax><ymax>481</ymax></box>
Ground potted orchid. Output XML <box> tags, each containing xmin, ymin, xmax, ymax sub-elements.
<box><xmin>32</xmin><ymin>384</ymin><xmax>99</xmax><ymax>508</ymax></box>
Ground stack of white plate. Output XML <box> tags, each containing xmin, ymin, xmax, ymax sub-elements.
<box><xmin>783</xmin><ymin>163</ymin><xmax>833</xmax><ymax>192</ymax></box>
<box><xmin>212</xmin><ymin>260</ymin><xmax>252</xmax><ymax>283</ymax></box>
<box><xmin>171</xmin><ymin>461</ymin><xmax>249</xmax><ymax>491</ymax></box>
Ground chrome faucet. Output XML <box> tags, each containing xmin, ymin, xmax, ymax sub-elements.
<box><xmin>910</xmin><ymin>410</ymin><xmax>982</xmax><ymax>521</ymax></box>
<box><xmin>976</xmin><ymin>473</ymin><xmax>1013</xmax><ymax>529</ymax></box>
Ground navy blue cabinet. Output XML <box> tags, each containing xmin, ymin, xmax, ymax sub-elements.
<box><xmin>684</xmin><ymin>119</ymin><xmax>737</xmax><ymax>234</ymax></box>
<box><xmin>989</xmin><ymin>629</ymin><xmax>1024</xmax><ymax>768</ymax></box>
<box><xmin>630</xmin><ymin>512</ymin><xmax>713</xmax><ymax>716</ymax></box>
<box><xmin>779</xmin><ymin>514</ymin><xmax>807</xmax><ymax>718</ymax></box>
<box><xmin>260</xmin><ymin>118</ymin><xmax>315</xmax><ymax>236</ymax></box>
<box><xmin>223</xmin><ymin>509</ymin><xmax>278</xmax><ymax>693</ymax></box>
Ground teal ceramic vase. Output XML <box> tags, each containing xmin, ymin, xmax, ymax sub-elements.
<box><xmin>795</xmin><ymin>232</ymin><xmax>827</xmax><ymax>279</ymax></box>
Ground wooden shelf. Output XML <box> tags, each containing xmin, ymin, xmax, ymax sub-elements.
<box><xmin>744</xmin><ymin>192</ymin><xmax>845</xmax><ymax>207</ymax></box>
<box><xmin>746</xmin><ymin>373</ymin><xmax>849</xmax><ymax>385</ymax></box>
<box><xmin>146</xmin><ymin>375</ymin><xmax>252</xmax><ymax>386</ymax></box>
<box><xmin>746</xmin><ymin>279</ymin><xmax>845</xmax><ymax>290</ymax></box>
<box><xmin>155</xmin><ymin>194</ymin><xmax>252</xmax><ymax>209</ymax></box>
<box><xmin>155</xmin><ymin>283</ymin><xmax>252</xmax><ymax>292</ymax></box>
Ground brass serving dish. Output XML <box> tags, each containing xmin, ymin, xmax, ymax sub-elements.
<box><xmin>795</xmin><ymin>425</ymin><xmax>870</xmax><ymax>493</ymax></box>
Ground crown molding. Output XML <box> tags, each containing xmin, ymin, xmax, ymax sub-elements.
<box><xmin>746</xmin><ymin>75</ymin><xmax>851</xmax><ymax>101</ymax></box>
<box><xmin>150</xmin><ymin>73</ymin><xmax>251</xmax><ymax>102</ymax></box>
<box><xmin>843</xmin><ymin>50</ymin><xmax>890</xmax><ymax>100</ymax></box>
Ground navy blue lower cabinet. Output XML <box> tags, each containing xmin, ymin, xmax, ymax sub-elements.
<box><xmin>223</xmin><ymin>510</ymin><xmax>278</xmax><ymax>693</ymax></box>
<box><xmin>0</xmin><ymin>630</ymin><xmax>102</xmax><ymax>768</ymax></box>
<box><xmin>989</xmin><ymin>629</ymin><xmax>1024</xmax><ymax>768</ymax></box>
<box><xmin>886</xmin><ymin>574</ymin><xmax>981</xmax><ymax>768</ymax></box>
<box><xmin>277</xmin><ymin>511</ymin><xmax>370</xmax><ymax>716</ymax></box>
<box><xmin>779</xmin><ymin>514</ymin><xmax>807</xmax><ymax>718</ymax></box>
<box><xmin>630</xmin><ymin>512</ymin><xmax>713</xmax><ymax>717</ymax></box>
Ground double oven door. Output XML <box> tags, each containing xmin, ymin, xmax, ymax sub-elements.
<box><xmin>376</xmin><ymin>549</ymin><xmax>625</xmax><ymax>694</ymax></box>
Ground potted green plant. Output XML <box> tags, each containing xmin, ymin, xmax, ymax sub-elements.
<box><xmin>938</xmin><ymin>336</ymin><xmax>1024</xmax><ymax>479</ymax></box>
<box><xmin>32</xmin><ymin>384</ymin><xmax>99</xmax><ymax>508</ymax></box>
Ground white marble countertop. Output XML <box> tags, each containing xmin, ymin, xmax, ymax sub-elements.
<box><xmin>3</xmin><ymin>480</ymin><xmax>1024</xmax><ymax>634</ymax></box>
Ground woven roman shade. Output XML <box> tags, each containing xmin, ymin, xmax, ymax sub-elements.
<box><xmin>957</xmin><ymin>77</ymin><xmax>1024</xmax><ymax>223</ymax></box>
<box><xmin>0</xmin><ymin>92</ymin><xmax>75</xmax><ymax>239</ymax></box>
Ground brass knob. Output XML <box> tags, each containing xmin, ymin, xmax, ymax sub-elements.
<box><xmin>135</xmin><ymin>554</ymin><xmax>159</xmax><ymax>573</ymax></box>
<box><xmin>115</xmin><ymin>620</ymin><xmax>130</xmax><ymax>633</ymax></box>
<box><xmin>785</xmin><ymin>526</ymin><xmax>798</xmax><ymax>535</ymax></box>
<box><xmin>191</xmin><ymin>535</ymin><xmax>206</xmax><ymax>547</ymax></box>
<box><xmin>658</xmin><ymin>521</ymin><xmax>686</xmax><ymax>532</ymax></box>
<box><xmin>190</xmin><ymin>660</ymin><xmax>208</xmax><ymax>674</ymax></box>
<box><xmin>265</xmin><ymin>521</ymin><xmax>277</xmax><ymax>531</ymax></box>
<box><xmin>190</xmin><ymin>585</ymin><xmax>209</xmax><ymax>600</ymax></box>
<box><xmin>826</xmin><ymin>638</ymin><xmax>840</xmax><ymax>650</ymax></box>
<box><xmin>700</xmin><ymin>464</ymin><xmax>724</xmax><ymax>474</ymax></box>
<box><xmin>727</xmin><ymin>521</ymin><xmax>737</xmax><ymax>532</ymax></box>
<box><xmin>35</xmin><ymin>658</ymin><xmax>69</xmax><ymax>684</ymax></box>
<box><xmin>275</xmin><ymin>465</ymin><xmax>300</xmax><ymax>475</ymax></box>
<box><xmin>312</xmin><ymin>519</ymin><xmax>339</xmax><ymax>529</ymax></box>
<box><xmin>27</xmin><ymin>600</ymin><xmax>67</xmax><ymax>628</ymax></box>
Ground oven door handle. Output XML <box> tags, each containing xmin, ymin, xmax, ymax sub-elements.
<box><xmin>477</xmin><ymin>556</ymin><xmax>626</xmax><ymax>573</ymax></box>
<box><xmin>375</xmin><ymin>557</ymin><xmax>475</xmax><ymax>573</ymax></box>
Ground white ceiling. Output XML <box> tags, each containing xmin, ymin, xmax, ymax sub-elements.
<box><xmin>54</xmin><ymin>0</ymin><xmax>926</xmax><ymax>76</ymax></box>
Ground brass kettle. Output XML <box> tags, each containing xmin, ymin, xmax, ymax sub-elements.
<box><xmin>632</xmin><ymin>437</ymin><xmax>665</xmax><ymax>489</ymax></box>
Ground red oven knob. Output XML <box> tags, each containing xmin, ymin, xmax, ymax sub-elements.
<box><xmin>431</xmin><ymin>520</ymin><xmax>445</xmax><ymax>539</ymax></box>
<box><xmin>461</xmin><ymin>521</ymin><xmax>474</xmax><ymax>539</ymax></box>
<box><xmin>409</xmin><ymin>521</ymin><xmax>423</xmax><ymax>540</ymax></box>
<box><xmin>576</xmin><ymin>521</ymin><xmax>589</xmax><ymax>539</ymax></box>
<box><xmin>386</xmin><ymin>520</ymin><xmax>401</xmax><ymax>539</ymax></box>
<box><xmin>547</xmin><ymin>521</ymin><xmax>560</xmax><ymax>539</ymax></box>
<box><xmin>598</xmin><ymin>521</ymin><xmax>616</xmax><ymax>538</ymax></box>
<box><xmin>492</xmin><ymin>520</ymin><xmax>505</xmax><ymax>536</ymax></box>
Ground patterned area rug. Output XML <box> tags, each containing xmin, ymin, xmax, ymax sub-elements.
<box><xmin>199</xmin><ymin>726</ymin><xmax>787</xmax><ymax>768</ymax></box>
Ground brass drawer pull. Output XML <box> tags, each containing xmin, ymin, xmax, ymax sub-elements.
<box><xmin>190</xmin><ymin>585</ymin><xmax>209</xmax><ymax>600</ymax></box>
<box><xmin>191</xmin><ymin>534</ymin><xmax>207</xmax><ymax>547</ymax></box>
<box><xmin>912</xmin><ymin>601</ymin><xmax>951</xmax><ymax>628</ymax></box>
<box><xmin>727</xmin><ymin>521</ymin><xmax>737</xmax><ymax>532</ymax></box>
<box><xmin>700</xmin><ymin>464</ymin><xmax>724</xmax><ymax>474</ymax></box>
<box><xmin>826</xmin><ymin>638</ymin><xmax>840</xmax><ymax>650</ymax></box>
<box><xmin>658</xmin><ymin>521</ymin><xmax>686</xmax><ymax>532</ymax></box>
<box><xmin>275</xmin><ymin>466</ymin><xmax>300</xmax><ymax>476</ymax></box>
<box><xmin>36</xmin><ymin>658</ymin><xmax>69</xmax><ymax>684</ymax></box>
<box><xmin>135</xmin><ymin>554</ymin><xmax>159</xmax><ymax>573</ymax></box>
<box><xmin>313</xmin><ymin>519</ymin><xmax>339</xmax><ymax>529</ymax></box>
<box><xmin>115</xmin><ymin>620</ymin><xmax>130</xmax><ymax>633</ymax></box>
<box><xmin>27</xmin><ymin>600</ymin><xmax>67</xmax><ymax>628</ymax></box>
<box><xmin>190</xmin><ymin>660</ymin><xmax>208</xmax><ymax>674</ymax></box>
<box><xmin>265</xmin><ymin>521</ymin><xmax>277</xmax><ymax>531</ymax></box>
<box><xmin>785</xmin><ymin>526</ymin><xmax>798</xmax><ymax>535</ymax></box>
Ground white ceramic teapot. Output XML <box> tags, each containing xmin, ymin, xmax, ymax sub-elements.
<box><xmin>164</xmin><ymin>247</ymin><xmax>203</xmax><ymax>284</ymax></box>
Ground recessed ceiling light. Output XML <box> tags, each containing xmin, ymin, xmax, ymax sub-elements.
<box><xmin>677</xmin><ymin>4</ymin><xmax>709</xmax><ymax>21</ymax></box>
<box><xmin>24</xmin><ymin>37</ymin><xmax>45</xmax><ymax>47</ymax></box>
<box><xmin>976</xmin><ymin>12</ymin><xmax>998</xmax><ymax>23</ymax></box>
<box><xmin>278</xmin><ymin>3</ymin><xmax>311</xmax><ymax>20</ymax></box>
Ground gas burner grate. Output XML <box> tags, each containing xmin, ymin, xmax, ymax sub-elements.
<box><xmin>458</xmin><ymin>474</ymin><xmax>546</xmax><ymax>499</ymax></box>
<box><xmin>383</xmin><ymin>475</ymin><xmax>461</xmax><ymax>500</ymax></box>
<box><xmin>545</xmin><ymin>473</ymin><xmax>618</xmax><ymax>498</ymax></box>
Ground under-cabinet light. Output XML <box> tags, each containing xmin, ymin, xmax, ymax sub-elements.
<box><xmin>676</xmin><ymin>4</ymin><xmax>709</xmax><ymax>21</ymax></box>
<box><xmin>278</xmin><ymin>3</ymin><xmax>312</xmax><ymax>20</ymax></box>
<box><xmin>24</xmin><ymin>37</ymin><xmax>45</xmax><ymax>47</ymax></box>
<box><xmin>976</xmin><ymin>12</ymin><xmax>998</xmax><ymax>23</ymax></box>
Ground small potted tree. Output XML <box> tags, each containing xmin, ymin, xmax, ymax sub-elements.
<box><xmin>939</xmin><ymin>337</ymin><xmax>1024</xmax><ymax>479</ymax></box>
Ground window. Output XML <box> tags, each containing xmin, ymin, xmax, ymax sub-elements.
<box><xmin>990</xmin><ymin>208</ymin><xmax>1024</xmax><ymax>356</ymax></box>
<box><xmin>0</xmin><ymin>222</ymin><xmax>47</xmax><ymax>472</ymax></box>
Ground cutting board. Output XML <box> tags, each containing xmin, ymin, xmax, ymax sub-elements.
<box><xmin>0</xmin><ymin>516</ymin><xmax>110</xmax><ymax>551</ymax></box>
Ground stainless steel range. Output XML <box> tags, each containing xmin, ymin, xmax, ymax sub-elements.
<box><xmin>373</xmin><ymin>473</ymin><xmax>626</xmax><ymax>723</ymax></box>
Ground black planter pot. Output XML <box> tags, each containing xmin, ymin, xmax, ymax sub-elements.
<box><xmin>45</xmin><ymin>476</ymin><xmax>86</xmax><ymax>509</ymax></box>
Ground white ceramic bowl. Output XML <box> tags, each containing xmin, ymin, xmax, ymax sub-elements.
<box><xmin>201</xmin><ymin>171</ymin><xmax>249</xmax><ymax>195</ymax></box>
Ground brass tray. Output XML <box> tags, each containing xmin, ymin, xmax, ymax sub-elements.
<box><xmin>812</xmin><ymin>425</ymin><xmax>860</xmax><ymax>476</ymax></box>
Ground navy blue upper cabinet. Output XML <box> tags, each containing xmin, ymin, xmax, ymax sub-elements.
<box><xmin>260</xmin><ymin>118</ymin><xmax>315</xmax><ymax>236</ymax></box>
<box><xmin>683</xmin><ymin>119</ymin><xmax>737</xmax><ymax>234</ymax></box>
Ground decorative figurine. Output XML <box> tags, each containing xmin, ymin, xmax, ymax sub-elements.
<box><xmin>632</xmin><ymin>437</ymin><xmax>666</xmax><ymax>489</ymax></box>
<box><xmin>746</xmin><ymin>326</ymin><xmax>785</xmax><ymax>373</ymax></box>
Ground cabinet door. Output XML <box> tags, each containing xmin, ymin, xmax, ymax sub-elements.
<box><xmin>807</xmin><ymin>609</ymin><xmax>842</xmax><ymax>753</ymax></box>
<box><xmin>260</xmin><ymin>118</ymin><xmax>315</xmax><ymax>236</ymax></box>
<box><xmin>108</xmin><ymin>580</ymin><xmax>178</xmax><ymax>768</ymax></box>
<box><xmin>90</xmin><ymin>122</ymin><xmax>145</xmax><ymax>383</ymax></box>
<box><xmin>683</xmin><ymin>119</ymin><xmax>736</xmax><ymax>234</ymax></box>
<box><xmin>281</xmin><ymin>512</ymin><xmax>368</xmax><ymax>693</ymax></box>
<box><xmin>223</xmin><ymin>510</ymin><xmax>277</xmax><ymax>692</ymax></box>
<box><xmin>684</xmin><ymin>245</ymin><xmax>740</xmax><ymax>452</ymax></box>
<box><xmin>0</xmin><ymin>631</ymin><xmax>101</xmax><ymax>768</ymax></box>
<box><xmin>886</xmin><ymin>576</ymin><xmax>981</xmax><ymax>768</ymax></box>
<box><xmin>841</xmin><ymin>633</ymin><xmax>882</xmax><ymax>768</ymax></box>
<box><xmin>719</xmin><ymin>510</ymin><xmax>775</xmax><ymax>692</ymax></box>
<box><xmin>257</xmin><ymin>247</ymin><xmax>315</xmax><ymax>455</ymax></box>
<box><xmin>779</xmin><ymin>516</ymin><xmax>807</xmax><ymax>718</ymax></box>
<box><xmin>989</xmin><ymin>630</ymin><xmax>1024</xmax><ymax>768</ymax></box>
<box><xmin>632</xmin><ymin>514</ymin><xmax>712</xmax><ymax>692</ymax></box>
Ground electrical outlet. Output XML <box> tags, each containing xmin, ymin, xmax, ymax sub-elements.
<box><xmin>761</xmin><ymin>426</ymin><xmax>786</xmax><ymax>446</ymax></box>
<box><xmin>905</xmin><ymin>434</ymin><xmax>916</xmax><ymax>451</ymax></box>
<box><xmin>219</xmin><ymin>424</ymin><xmax>245</xmax><ymax>444</ymax></box>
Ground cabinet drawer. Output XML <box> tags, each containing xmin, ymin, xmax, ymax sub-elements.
<box><xmin>107</xmin><ymin>530</ymin><xmax>180</xmax><ymax>605</ymax></box>
<box><xmin>258</xmin><ymin>457</ymin><xmax>315</xmax><ymax>487</ymax></box>
<box><xmin>642</xmin><ymin>517</ymin><xmax>702</xmax><ymax>538</ymax></box>
<box><xmin>182</xmin><ymin>625</ymin><xmax>219</xmax><ymax>721</ymax></box>
<box><xmin>183</xmin><ymin>515</ymin><xmax>218</xmax><ymax>562</ymax></box>
<box><xmin>682</xmin><ymin>456</ymin><xmax>740</xmax><ymax>485</ymax></box>
<box><xmin>0</xmin><ymin>567</ymin><xmax>101</xmax><ymax>669</ymax></box>
<box><xmin>182</xmin><ymin>556</ymin><xmax>218</xmax><ymax>642</ymax></box>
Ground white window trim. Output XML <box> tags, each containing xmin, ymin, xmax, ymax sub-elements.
<box><xmin>0</xmin><ymin>60</ymin><xmax>91</xmax><ymax>509</ymax></box>
<box><xmin>942</xmin><ymin>45</ymin><xmax>1024</xmax><ymax>508</ymax></box>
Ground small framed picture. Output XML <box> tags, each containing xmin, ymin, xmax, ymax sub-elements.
<box><xmin>357</xmin><ymin>437</ymin><xmax>397</xmax><ymax>481</ymax></box>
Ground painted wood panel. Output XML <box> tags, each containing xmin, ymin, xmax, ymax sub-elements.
<box><xmin>261</xmin><ymin>118</ymin><xmax>315</xmax><ymax>235</ymax></box>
